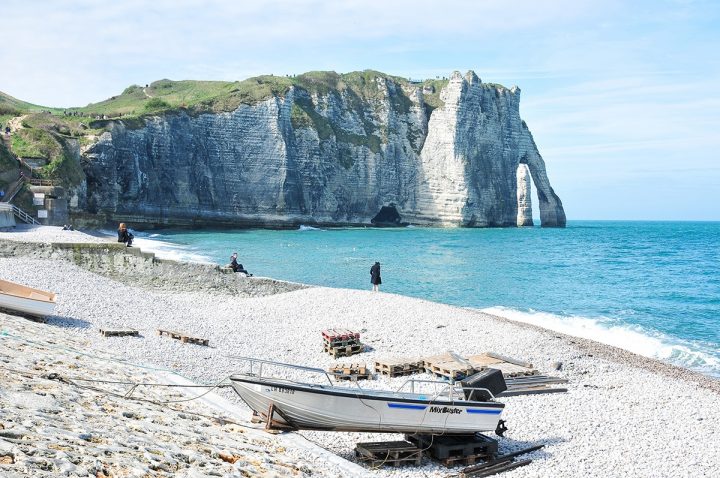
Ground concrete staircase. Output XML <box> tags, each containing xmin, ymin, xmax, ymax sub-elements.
<box><xmin>0</xmin><ymin>203</ymin><xmax>39</xmax><ymax>226</ymax></box>
<box><xmin>12</xmin><ymin>204</ymin><xmax>40</xmax><ymax>225</ymax></box>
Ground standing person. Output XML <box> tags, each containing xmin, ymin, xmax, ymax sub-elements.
<box><xmin>117</xmin><ymin>223</ymin><xmax>134</xmax><ymax>247</ymax></box>
<box><xmin>370</xmin><ymin>261</ymin><xmax>382</xmax><ymax>292</ymax></box>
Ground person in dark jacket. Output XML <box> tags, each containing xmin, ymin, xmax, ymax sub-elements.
<box><xmin>229</xmin><ymin>252</ymin><xmax>252</xmax><ymax>276</ymax></box>
<box><xmin>370</xmin><ymin>261</ymin><xmax>381</xmax><ymax>292</ymax></box>
<box><xmin>117</xmin><ymin>223</ymin><xmax>134</xmax><ymax>247</ymax></box>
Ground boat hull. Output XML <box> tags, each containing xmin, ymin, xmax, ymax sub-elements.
<box><xmin>0</xmin><ymin>280</ymin><xmax>56</xmax><ymax>317</ymax></box>
<box><xmin>230</xmin><ymin>376</ymin><xmax>503</xmax><ymax>434</ymax></box>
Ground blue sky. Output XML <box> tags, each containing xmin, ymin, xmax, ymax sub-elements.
<box><xmin>2</xmin><ymin>0</ymin><xmax>718</xmax><ymax>220</ymax></box>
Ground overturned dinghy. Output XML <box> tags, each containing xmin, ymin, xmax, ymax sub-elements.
<box><xmin>0</xmin><ymin>279</ymin><xmax>56</xmax><ymax>317</ymax></box>
<box><xmin>229</xmin><ymin>357</ymin><xmax>506</xmax><ymax>435</ymax></box>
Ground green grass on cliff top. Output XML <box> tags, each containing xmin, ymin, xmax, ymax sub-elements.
<box><xmin>1</xmin><ymin>70</ymin><xmax>507</xmax><ymax>121</ymax></box>
<box><xmin>0</xmin><ymin>70</ymin><xmax>505</xmax><ymax>187</ymax></box>
<box><xmin>0</xmin><ymin>91</ymin><xmax>63</xmax><ymax>116</ymax></box>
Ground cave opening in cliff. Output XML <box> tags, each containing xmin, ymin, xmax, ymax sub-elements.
<box><xmin>371</xmin><ymin>205</ymin><xmax>402</xmax><ymax>227</ymax></box>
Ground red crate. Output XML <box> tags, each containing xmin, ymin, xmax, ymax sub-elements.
<box><xmin>321</xmin><ymin>328</ymin><xmax>360</xmax><ymax>342</ymax></box>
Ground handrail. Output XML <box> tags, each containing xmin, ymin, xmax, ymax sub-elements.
<box><xmin>2</xmin><ymin>178</ymin><xmax>24</xmax><ymax>203</ymax></box>
<box><xmin>28</xmin><ymin>178</ymin><xmax>56</xmax><ymax>187</ymax></box>
<box><xmin>227</xmin><ymin>356</ymin><xmax>498</xmax><ymax>401</ymax></box>
<box><xmin>227</xmin><ymin>356</ymin><xmax>335</xmax><ymax>385</ymax></box>
<box><xmin>394</xmin><ymin>378</ymin><xmax>496</xmax><ymax>401</ymax></box>
<box><xmin>11</xmin><ymin>205</ymin><xmax>40</xmax><ymax>225</ymax></box>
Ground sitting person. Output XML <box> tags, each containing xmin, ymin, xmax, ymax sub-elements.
<box><xmin>117</xmin><ymin>222</ymin><xmax>134</xmax><ymax>247</ymax></box>
<box><xmin>229</xmin><ymin>252</ymin><xmax>252</xmax><ymax>276</ymax></box>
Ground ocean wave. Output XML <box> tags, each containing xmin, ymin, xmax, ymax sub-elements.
<box><xmin>132</xmin><ymin>238</ymin><xmax>213</xmax><ymax>264</ymax></box>
<box><xmin>482</xmin><ymin>306</ymin><xmax>720</xmax><ymax>377</ymax></box>
<box><xmin>298</xmin><ymin>225</ymin><xmax>323</xmax><ymax>231</ymax></box>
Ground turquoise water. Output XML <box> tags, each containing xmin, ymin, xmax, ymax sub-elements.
<box><xmin>134</xmin><ymin>221</ymin><xmax>720</xmax><ymax>377</ymax></box>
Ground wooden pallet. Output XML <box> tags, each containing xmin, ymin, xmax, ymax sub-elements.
<box><xmin>99</xmin><ymin>328</ymin><xmax>139</xmax><ymax>337</ymax></box>
<box><xmin>333</xmin><ymin>372</ymin><xmax>372</xmax><ymax>381</ymax></box>
<box><xmin>322</xmin><ymin>328</ymin><xmax>360</xmax><ymax>342</ymax></box>
<box><xmin>466</xmin><ymin>353</ymin><xmax>537</xmax><ymax>377</ymax></box>
<box><xmin>422</xmin><ymin>354</ymin><xmax>476</xmax><ymax>381</ymax></box>
<box><xmin>438</xmin><ymin>452</ymin><xmax>496</xmax><ymax>467</ymax></box>
<box><xmin>355</xmin><ymin>441</ymin><xmax>423</xmax><ymax>467</ymax></box>
<box><xmin>374</xmin><ymin>357</ymin><xmax>424</xmax><ymax>377</ymax></box>
<box><xmin>156</xmin><ymin>329</ymin><xmax>209</xmax><ymax>346</ymax></box>
<box><xmin>324</xmin><ymin>343</ymin><xmax>364</xmax><ymax>358</ymax></box>
<box><xmin>406</xmin><ymin>433</ymin><xmax>498</xmax><ymax>465</ymax></box>
<box><xmin>323</xmin><ymin>337</ymin><xmax>360</xmax><ymax>347</ymax></box>
<box><xmin>329</xmin><ymin>362</ymin><xmax>371</xmax><ymax>381</ymax></box>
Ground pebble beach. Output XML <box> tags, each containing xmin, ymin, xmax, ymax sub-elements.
<box><xmin>1</xmin><ymin>226</ymin><xmax>719</xmax><ymax>477</ymax></box>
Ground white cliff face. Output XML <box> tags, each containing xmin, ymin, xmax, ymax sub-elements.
<box><xmin>516</xmin><ymin>163</ymin><xmax>533</xmax><ymax>227</ymax></box>
<box><xmin>412</xmin><ymin>70</ymin><xmax>564</xmax><ymax>227</ymax></box>
<box><xmin>80</xmin><ymin>71</ymin><xmax>565</xmax><ymax>228</ymax></box>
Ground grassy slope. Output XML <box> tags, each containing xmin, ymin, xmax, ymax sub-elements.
<box><xmin>0</xmin><ymin>91</ymin><xmax>62</xmax><ymax>115</ymax></box>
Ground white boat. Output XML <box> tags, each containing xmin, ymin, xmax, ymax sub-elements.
<box><xmin>229</xmin><ymin>357</ymin><xmax>505</xmax><ymax>435</ymax></box>
<box><xmin>0</xmin><ymin>279</ymin><xmax>56</xmax><ymax>317</ymax></box>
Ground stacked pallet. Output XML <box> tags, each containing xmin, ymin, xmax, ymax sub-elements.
<box><xmin>328</xmin><ymin>362</ymin><xmax>372</xmax><ymax>381</ymax></box>
<box><xmin>422</xmin><ymin>353</ymin><xmax>476</xmax><ymax>381</ymax></box>
<box><xmin>322</xmin><ymin>329</ymin><xmax>364</xmax><ymax>358</ymax></box>
<box><xmin>406</xmin><ymin>433</ymin><xmax>498</xmax><ymax>467</ymax></box>
<box><xmin>374</xmin><ymin>357</ymin><xmax>424</xmax><ymax>377</ymax></box>
<box><xmin>355</xmin><ymin>441</ymin><xmax>423</xmax><ymax>467</ymax></box>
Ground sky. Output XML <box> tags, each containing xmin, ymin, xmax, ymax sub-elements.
<box><xmin>2</xmin><ymin>0</ymin><xmax>719</xmax><ymax>221</ymax></box>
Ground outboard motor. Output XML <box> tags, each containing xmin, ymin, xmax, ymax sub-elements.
<box><xmin>460</xmin><ymin>368</ymin><xmax>507</xmax><ymax>401</ymax></box>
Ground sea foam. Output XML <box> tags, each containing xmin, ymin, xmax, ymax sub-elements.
<box><xmin>298</xmin><ymin>225</ymin><xmax>323</xmax><ymax>231</ymax></box>
<box><xmin>482</xmin><ymin>306</ymin><xmax>720</xmax><ymax>377</ymax></box>
<box><xmin>132</xmin><ymin>237</ymin><xmax>213</xmax><ymax>264</ymax></box>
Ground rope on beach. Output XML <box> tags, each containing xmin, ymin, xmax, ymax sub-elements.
<box><xmin>0</xmin><ymin>364</ymin><xmax>229</xmax><ymax>388</ymax></box>
<box><xmin>0</xmin><ymin>364</ymin><xmax>250</xmax><ymax>427</ymax></box>
<box><xmin>0</xmin><ymin>330</ymin><xmax>199</xmax><ymax>381</ymax></box>
<box><xmin>0</xmin><ymin>364</ymin><xmax>231</xmax><ymax>401</ymax></box>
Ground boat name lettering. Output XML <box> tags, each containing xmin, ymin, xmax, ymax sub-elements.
<box><xmin>429</xmin><ymin>406</ymin><xmax>462</xmax><ymax>414</ymax></box>
<box><xmin>265</xmin><ymin>386</ymin><xmax>295</xmax><ymax>394</ymax></box>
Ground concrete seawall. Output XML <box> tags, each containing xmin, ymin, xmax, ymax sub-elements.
<box><xmin>0</xmin><ymin>204</ymin><xmax>16</xmax><ymax>230</ymax></box>
<box><xmin>0</xmin><ymin>239</ymin><xmax>307</xmax><ymax>296</ymax></box>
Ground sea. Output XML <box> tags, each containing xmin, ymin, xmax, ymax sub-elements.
<box><xmin>132</xmin><ymin>221</ymin><xmax>720</xmax><ymax>378</ymax></box>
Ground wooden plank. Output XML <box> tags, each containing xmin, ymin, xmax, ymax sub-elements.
<box><xmin>485</xmin><ymin>352</ymin><xmax>533</xmax><ymax>369</ymax></box>
<box><xmin>496</xmin><ymin>387</ymin><xmax>568</xmax><ymax>397</ymax></box>
<box><xmin>465</xmin><ymin>353</ymin><xmax>504</xmax><ymax>367</ymax></box>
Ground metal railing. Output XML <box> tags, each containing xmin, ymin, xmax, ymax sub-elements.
<box><xmin>28</xmin><ymin>178</ymin><xmax>57</xmax><ymax>187</ymax></box>
<box><xmin>11</xmin><ymin>205</ymin><xmax>40</xmax><ymax>225</ymax></box>
<box><xmin>228</xmin><ymin>356</ymin><xmax>335</xmax><ymax>385</ymax></box>
<box><xmin>2</xmin><ymin>178</ymin><xmax>24</xmax><ymax>203</ymax></box>
<box><xmin>227</xmin><ymin>356</ymin><xmax>496</xmax><ymax>401</ymax></box>
<box><xmin>395</xmin><ymin>378</ymin><xmax>496</xmax><ymax>401</ymax></box>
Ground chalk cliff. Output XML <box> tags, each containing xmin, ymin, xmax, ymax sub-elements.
<box><xmin>79</xmin><ymin>70</ymin><xmax>565</xmax><ymax>228</ymax></box>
